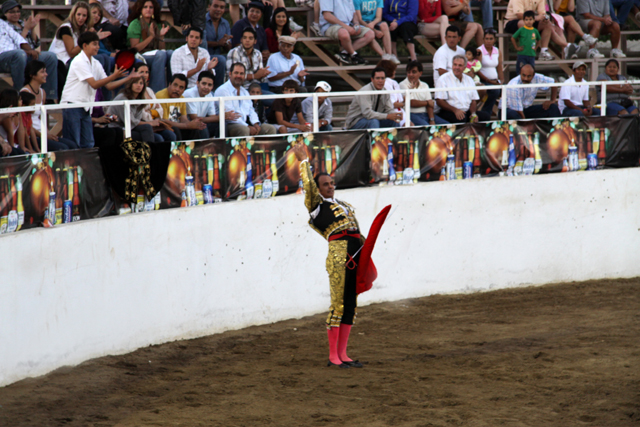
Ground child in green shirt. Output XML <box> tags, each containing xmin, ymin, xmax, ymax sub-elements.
<box><xmin>511</xmin><ymin>11</ymin><xmax>541</xmax><ymax>75</ymax></box>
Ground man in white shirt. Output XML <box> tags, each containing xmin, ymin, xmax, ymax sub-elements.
<box><xmin>399</xmin><ymin>60</ymin><xmax>448</xmax><ymax>126</ymax></box>
<box><xmin>266</xmin><ymin>36</ymin><xmax>309</xmax><ymax>93</ymax></box>
<box><xmin>170</xmin><ymin>28</ymin><xmax>219</xmax><ymax>89</ymax></box>
<box><xmin>214</xmin><ymin>62</ymin><xmax>276</xmax><ymax>136</ymax></box>
<box><xmin>435</xmin><ymin>55</ymin><xmax>490</xmax><ymax>124</ymax></box>
<box><xmin>432</xmin><ymin>26</ymin><xmax>465</xmax><ymax>85</ymax></box>
<box><xmin>60</xmin><ymin>31</ymin><xmax>134</xmax><ymax>148</ymax></box>
<box><xmin>559</xmin><ymin>61</ymin><xmax>601</xmax><ymax>116</ymax></box>
<box><xmin>183</xmin><ymin>70</ymin><xmax>233</xmax><ymax>138</ymax></box>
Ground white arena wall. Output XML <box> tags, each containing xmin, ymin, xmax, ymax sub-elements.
<box><xmin>1</xmin><ymin>167</ymin><xmax>639</xmax><ymax>387</ymax></box>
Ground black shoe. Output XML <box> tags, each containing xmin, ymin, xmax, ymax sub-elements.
<box><xmin>334</xmin><ymin>52</ymin><xmax>352</xmax><ymax>65</ymax></box>
<box><xmin>327</xmin><ymin>360</ymin><xmax>350</xmax><ymax>368</ymax></box>
<box><xmin>342</xmin><ymin>360</ymin><xmax>363</xmax><ymax>368</ymax></box>
<box><xmin>350</xmin><ymin>52</ymin><xmax>368</xmax><ymax>65</ymax></box>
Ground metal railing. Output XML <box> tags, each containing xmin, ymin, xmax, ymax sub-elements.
<box><xmin>0</xmin><ymin>79</ymin><xmax>637</xmax><ymax>154</ymax></box>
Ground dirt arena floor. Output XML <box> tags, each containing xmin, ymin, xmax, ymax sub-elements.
<box><xmin>1</xmin><ymin>278</ymin><xmax>639</xmax><ymax>427</ymax></box>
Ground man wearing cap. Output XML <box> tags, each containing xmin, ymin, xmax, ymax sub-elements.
<box><xmin>0</xmin><ymin>1</ymin><xmax>59</xmax><ymax>100</ymax></box>
<box><xmin>320</xmin><ymin>0</ymin><xmax>375</xmax><ymax>65</ymax></box>
<box><xmin>230</xmin><ymin>1</ymin><xmax>270</xmax><ymax>60</ymax></box>
<box><xmin>300</xmin><ymin>81</ymin><xmax>333</xmax><ymax>131</ymax></box>
<box><xmin>266</xmin><ymin>36</ymin><xmax>309</xmax><ymax>93</ymax></box>
<box><xmin>345</xmin><ymin>67</ymin><xmax>401</xmax><ymax>129</ymax></box>
<box><xmin>171</xmin><ymin>27</ymin><xmax>219</xmax><ymax>89</ymax></box>
<box><xmin>559</xmin><ymin>61</ymin><xmax>601</xmax><ymax>117</ymax></box>
<box><xmin>214</xmin><ymin>62</ymin><xmax>277</xmax><ymax>136</ymax></box>
<box><xmin>501</xmin><ymin>64</ymin><xmax>561</xmax><ymax>120</ymax></box>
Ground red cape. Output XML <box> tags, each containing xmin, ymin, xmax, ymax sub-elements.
<box><xmin>356</xmin><ymin>204</ymin><xmax>391</xmax><ymax>294</ymax></box>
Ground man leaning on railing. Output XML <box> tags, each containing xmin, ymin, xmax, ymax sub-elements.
<box><xmin>345</xmin><ymin>67</ymin><xmax>402</xmax><ymax>130</ymax></box>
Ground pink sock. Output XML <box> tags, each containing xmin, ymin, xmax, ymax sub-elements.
<box><xmin>338</xmin><ymin>323</ymin><xmax>353</xmax><ymax>362</ymax></box>
<box><xmin>327</xmin><ymin>327</ymin><xmax>342</xmax><ymax>365</ymax></box>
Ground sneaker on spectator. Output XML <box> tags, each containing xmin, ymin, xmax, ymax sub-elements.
<box><xmin>539</xmin><ymin>50</ymin><xmax>554</xmax><ymax>60</ymax></box>
<box><xmin>335</xmin><ymin>52</ymin><xmax>352</xmax><ymax>65</ymax></box>
<box><xmin>573</xmin><ymin>43</ymin><xmax>582</xmax><ymax>58</ymax></box>
<box><xmin>587</xmin><ymin>48</ymin><xmax>604</xmax><ymax>58</ymax></box>
<box><xmin>310</xmin><ymin>22</ymin><xmax>321</xmax><ymax>37</ymax></box>
<box><xmin>289</xmin><ymin>17</ymin><xmax>304</xmax><ymax>32</ymax></box>
<box><xmin>611</xmin><ymin>48</ymin><xmax>626</xmax><ymax>58</ymax></box>
<box><xmin>350</xmin><ymin>52</ymin><xmax>368</xmax><ymax>65</ymax></box>
<box><xmin>582</xmin><ymin>33</ymin><xmax>598</xmax><ymax>45</ymax></box>
<box><xmin>382</xmin><ymin>53</ymin><xmax>401</xmax><ymax>64</ymax></box>
<box><xmin>563</xmin><ymin>44</ymin><xmax>576</xmax><ymax>60</ymax></box>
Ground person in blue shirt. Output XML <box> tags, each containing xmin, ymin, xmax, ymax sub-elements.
<box><xmin>204</xmin><ymin>0</ymin><xmax>231</xmax><ymax>88</ymax></box>
<box><xmin>382</xmin><ymin>0</ymin><xmax>419</xmax><ymax>62</ymax></box>
<box><xmin>354</xmin><ymin>0</ymin><xmax>399</xmax><ymax>64</ymax></box>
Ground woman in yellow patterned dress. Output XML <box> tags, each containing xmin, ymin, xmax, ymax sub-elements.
<box><xmin>294</xmin><ymin>144</ymin><xmax>364</xmax><ymax>369</ymax></box>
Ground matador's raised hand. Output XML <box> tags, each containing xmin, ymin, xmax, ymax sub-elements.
<box><xmin>293</xmin><ymin>142</ymin><xmax>308</xmax><ymax>162</ymax></box>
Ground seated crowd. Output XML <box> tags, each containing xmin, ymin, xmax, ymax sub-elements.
<box><xmin>0</xmin><ymin>0</ymin><xmax>637</xmax><ymax>157</ymax></box>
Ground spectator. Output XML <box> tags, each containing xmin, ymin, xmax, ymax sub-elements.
<box><xmin>2</xmin><ymin>0</ymin><xmax>41</xmax><ymax>51</ymax></box>
<box><xmin>442</xmin><ymin>0</ymin><xmax>483</xmax><ymax>48</ymax></box>
<box><xmin>461</xmin><ymin>0</ymin><xmax>494</xmax><ymax>32</ymax></box>
<box><xmin>107</xmin><ymin>75</ymin><xmax>171</xmax><ymax>142</ymax></box>
<box><xmin>399</xmin><ymin>60</ymin><xmax>448</xmax><ymax>126</ymax></box>
<box><xmin>134</xmin><ymin>62</ymin><xmax>178</xmax><ymax>142</ymax></box>
<box><xmin>501</xmin><ymin>64</ymin><xmax>560</xmax><ymax>119</ymax></box>
<box><xmin>60</xmin><ymin>31</ymin><xmax>136</xmax><ymax>148</ymax></box>
<box><xmin>226</xmin><ymin>27</ymin><xmax>272</xmax><ymax>92</ymax></box>
<box><xmin>156</xmin><ymin>73</ymin><xmax>208</xmax><ymax>140</ymax></box>
<box><xmin>205</xmin><ymin>0</ymin><xmax>232</xmax><ymax>88</ymax></box>
<box><xmin>553</xmin><ymin>0</ymin><xmax>598</xmax><ymax>59</ymax></box>
<box><xmin>377</xmin><ymin>59</ymin><xmax>409</xmax><ymax>126</ymax></box>
<box><xmin>382</xmin><ymin>0</ymin><xmax>419</xmax><ymax>62</ymax></box>
<box><xmin>609</xmin><ymin>0</ymin><xmax>640</xmax><ymax>28</ymax></box>
<box><xmin>213</xmin><ymin>62</ymin><xmax>277</xmax><ymax>136</ymax></box>
<box><xmin>230</xmin><ymin>2</ymin><xmax>270</xmax><ymax>61</ymax></box>
<box><xmin>266</xmin><ymin>7</ymin><xmax>303</xmax><ymax>53</ymax></box>
<box><xmin>267</xmin><ymin>80</ymin><xmax>310</xmax><ymax>133</ymax></box>
<box><xmin>559</xmin><ymin>61</ymin><xmax>601</xmax><ymax>116</ymax></box>
<box><xmin>21</xmin><ymin>61</ymin><xmax>77</xmax><ymax>151</ymax></box>
<box><xmin>319</xmin><ymin>0</ymin><xmax>375</xmax><ymax>65</ymax></box>
<box><xmin>266</xmin><ymin>36</ymin><xmax>309</xmax><ymax>93</ymax></box>
<box><xmin>89</xmin><ymin>2</ymin><xmax>117</xmax><ymax>60</ymax></box>
<box><xmin>511</xmin><ymin>11</ymin><xmax>540</xmax><ymax>74</ymax></box>
<box><xmin>127</xmin><ymin>0</ymin><xmax>173</xmax><ymax>92</ymax></box>
<box><xmin>88</xmin><ymin>0</ymin><xmax>128</xmax><ymax>51</ymax></box>
<box><xmin>171</xmin><ymin>28</ymin><xmax>219</xmax><ymax>89</ymax></box>
<box><xmin>476</xmin><ymin>30</ymin><xmax>503</xmax><ymax>117</ymax></box>
<box><xmin>0</xmin><ymin>6</ymin><xmax>59</xmax><ymax>101</ymax></box>
<box><xmin>417</xmin><ymin>0</ymin><xmax>449</xmax><ymax>45</ymax></box>
<box><xmin>354</xmin><ymin>0</ymin><xmax>398</xmax><ymax>64</ymax></box>
<box><xmin>301</xmin><ymin>81</ymin><xmax>334</xmax><ymax>131</ymax></box>
<box><xmin>435</xmin><ymin>54</ymin><xmax>490</xmax><ymax>123</ymax></box>
<box><xmin>0</xmin><ymin>89</ymin><xmax>27</xmax><ymax>155</ymax></box>
<box><xmin>576</xmin><ymin>0</ymin><xmax>625</xmax><ymax>58</ymax></box>
<box><xmin>345</xmin><ymin>67</ymin><xmax>402</xmax><ymax>130</ymax></box>
<box><xmin>504</xmin><ymin>0</ymin><xmax>569</xmax><ymax>61</ymax></box>
<box><xmin>226</xmin><ymin>0</ymin><xmax>287</xmax><ymax>25</ymax></box>
<box><xmin>92</xmin><ymin>0</ymin><xmax>130</xmax><ymax>28</ymax></box>
<box><xmin>184</xmin><ymin>70</ymin><xmax>229</xmax><ymax>138</ymax></box>
<box><xmin>464</xmin><ymin>46</ymin><xmax>481</xmax><ymax>83</ymax></box>
<box><xmin>596</xmin><ymin>59</ymin><xmax>637</xmax><ymax>116</ymax></box>
<box><xmin>249</xmin><ymin>82</ymin><xmax>268</xmax><ymax>125</ymax></box>
<box><xmin>90</xmin><ymin>88</ymin><xmax>124</xmax><ymax>148</ymax></box>
<box><xmin>167</xmin><ymin>0</ymin><xmax>207</xmax><ymax>37</ymax></box>
<box><xmin>432</xmin><ymin>25</ymin><xmax>465</xmax><ymax>85</ymax></box>
<box><xmin>19</xmin><ymin>91</ymin><xmax>40</xmax><ymax>153</ymax></box>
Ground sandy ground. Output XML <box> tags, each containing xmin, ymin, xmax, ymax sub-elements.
<box><xmin>0</xmin><ymin>278</ymin><xmax>639</xmax><ymax>427</ymax></box>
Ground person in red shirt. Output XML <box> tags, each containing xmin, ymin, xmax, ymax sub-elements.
<box><xmin>418</xmin><ymin>0</ymin><xmax>449</xmax><ymax>44</ymax></box>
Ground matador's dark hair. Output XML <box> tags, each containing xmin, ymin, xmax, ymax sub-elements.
<box><xmin>314</xmin><ymin>172</ymin><xmax>331</xmax><ymax>188</ymax></box>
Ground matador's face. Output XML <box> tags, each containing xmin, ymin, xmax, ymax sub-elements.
<box><xmin>317</xmin><ymin>175</ymin><xmax>335</xmax><ymax>199</ymax></box>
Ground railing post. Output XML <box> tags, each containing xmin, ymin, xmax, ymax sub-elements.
<box><xmin>40</xmin><ymin>104</ymin><xmax>48</xmax><ymax>153</ymax></box>
<box><xmin>600</xmin><ymin>81</ymin><xmax>607</xmax><ymax>117</ymax></box>
<box><xmin>124</xmin><ymin>101</ymin><xmax>132</xmax><ymax>138</ymax></box>
<box><xmin>405</xmin><ymin>89</ymin><xmax>411</xmax><ymax>127</ymax></box>
<box><xmin>312</xmin><ymin>93</ymin><xmax>319</xmax><ymax>132</ymax></box>
<box><xmin>501</xmin><ymin>86</ymin><xmax>507</xmax><ymax>121</ymax></box>
<box><xmin>219</xmin><ymin>97</ymin><xmax>225</xmax><ymax>139</ymax></box>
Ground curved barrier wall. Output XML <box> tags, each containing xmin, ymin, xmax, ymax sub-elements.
<box><xmin>2</xmin><ymin>167</ymin><xmax>639</xmax><ymax>386</ymax></box>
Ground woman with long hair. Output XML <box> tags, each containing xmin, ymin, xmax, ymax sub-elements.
<box><xmin>21</xmin><ymin>61</ymin><xmax>78</xmax><ymax>151</ymax></box>
<box><xmin>0</xmin><ymin>89</ymin><xmax>28</xmax><ymax>156</ymax></box>
<box><xmin>134</xmin><ymin>62</ymin><xmax>177</xmax><ymax>142</ymax></box>
<box><xmin>265</xmin><ymin>7</ymin><xmax>302</xmax><ymax>53</ymax></box>
<box><xmin>107</xmin><ymin>76</ymin><xmax>171</xmax><ymax>143</ymax></box>
<box><xmin>127</xmin><ymin>0</ymin><xmax>173</xmax><ymax>92</ymax></box>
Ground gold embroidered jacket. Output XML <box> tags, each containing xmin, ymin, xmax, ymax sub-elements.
<box><xmin>300</xmin><ymin>160</ymin><xmax>362</xmax><ymax>240</ymax></box>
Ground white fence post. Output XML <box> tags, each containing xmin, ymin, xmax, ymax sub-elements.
<box><xmin>600</xmin><ymin>81</ymin><xmax>607</xmax><ymax>117</ymax></box>
<box><xmin>405</xmin><ymin>89</ymin><xmax>411</xmax><ymax>127</ymax></box>
<box><xmin>312</xmin><ymin>93</ymin><xmax>319</xmax><ymax>133</ymax></box>
<box><xmin>123</xmin><ymin>101</ymin><xmax>132</xmax><ymax>139</ymax></box>
<box><xmin>219</xmin><ymin>98</ymin><xmax>225</xmax><ymax>139</ymax></box>
<box><xmin>501</xmin><ymin>86</ymin><xmax>507</xmax><ymax>121</ymax></box>
<box><xmin>40</xmin><ymin>105</ymin><xmax>48</xmax><ymax>153</ymax></box>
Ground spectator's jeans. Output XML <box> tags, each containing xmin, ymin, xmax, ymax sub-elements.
<box><xmin>506</xmin><ymin>104</ymin><xmax>561</xmax><ymax>120</ymax></box>
<box><xmin>516</xmin><ymin>55</ymin><xmax>536</xmax><ymax>75</ymax></box>
<box><xmin>610</xmin><ymin>0</ymin><xmax>640</xmax><ymax>24</ymax></box>
<box><xmin>143</xmin><ymin>50</ymin><xmax>173</xmax><ymax>93</ymax></box>
<box><xmin>410</xmin><ymin>112</ymin><xmax>449</xmax><ymax>126</ymax></box>
<box><xmin>481</xmin><ymin>88</ymin><xmax>501</xmax><ymax>115</ymax></box>
<box><xmin>48</xmin><ymin>137</ymin><xmax>79</xmax><ymax>151</ymax></box>
<box><xmin>132</xmin><ymin>124</ymin><xmax>156</xmax><ymax>143</ymax></box>
<box><xmin>461</xmin><ymin>0</ymin><xmax>494</xmax><ymax>30</ymax></box>
<box><xmin>63</xmin><ymin>108</ymin><xmax>94</xmax><ymax>148</ymax></box>
<box><xmin>562</xmin><ymin>106</ymin><xmax>601</xmax><ymax>117</ymax></box>
<box><xmin>319</xmin><ymin>124</ymin><xmax>333</xmax><ymax>131</ymax></box>
<box><xmin>156</xmin><ymin>128</ymin><xmax>177</xmax><ymax>142</ymax></box>
<box><xmin>213</xmin><ymin>54</ymin><xmax>226</xmax><ymax>88</ymax></box>
<box><xmin>0</xmin><ymin>50</ymin><xmax>59</xmax><ymax>100</ymax></box>
<box><xmin>350</xmin><ymin>118</ymin><xmax>399</xmax><ymax>129</ymax></box>
<box><xmin>606</xmin><ymin>101</ymin><xmax>638</xmax><ymax>115</ymax></box>
<box><xmin>438</xmin><ymin>109</ymin><xmax>491</xmax><ymax>124</ymax></box>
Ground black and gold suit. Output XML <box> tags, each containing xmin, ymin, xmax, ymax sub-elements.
<box><xmin>300</xmin><ymin>160</ymin><xmax>365</xmax><ymax>328</ymax></box>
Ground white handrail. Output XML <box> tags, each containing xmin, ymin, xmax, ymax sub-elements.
<box><xmin>0</xmin><ymin>79</ymin><xmax>634</xmax><ymax>153</ymax></box>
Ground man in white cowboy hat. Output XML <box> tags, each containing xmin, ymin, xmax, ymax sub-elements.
<box><xmin>266</xmin><ymin>35</ymin><xmax>309</xmax><ymax>93</ymax></box>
